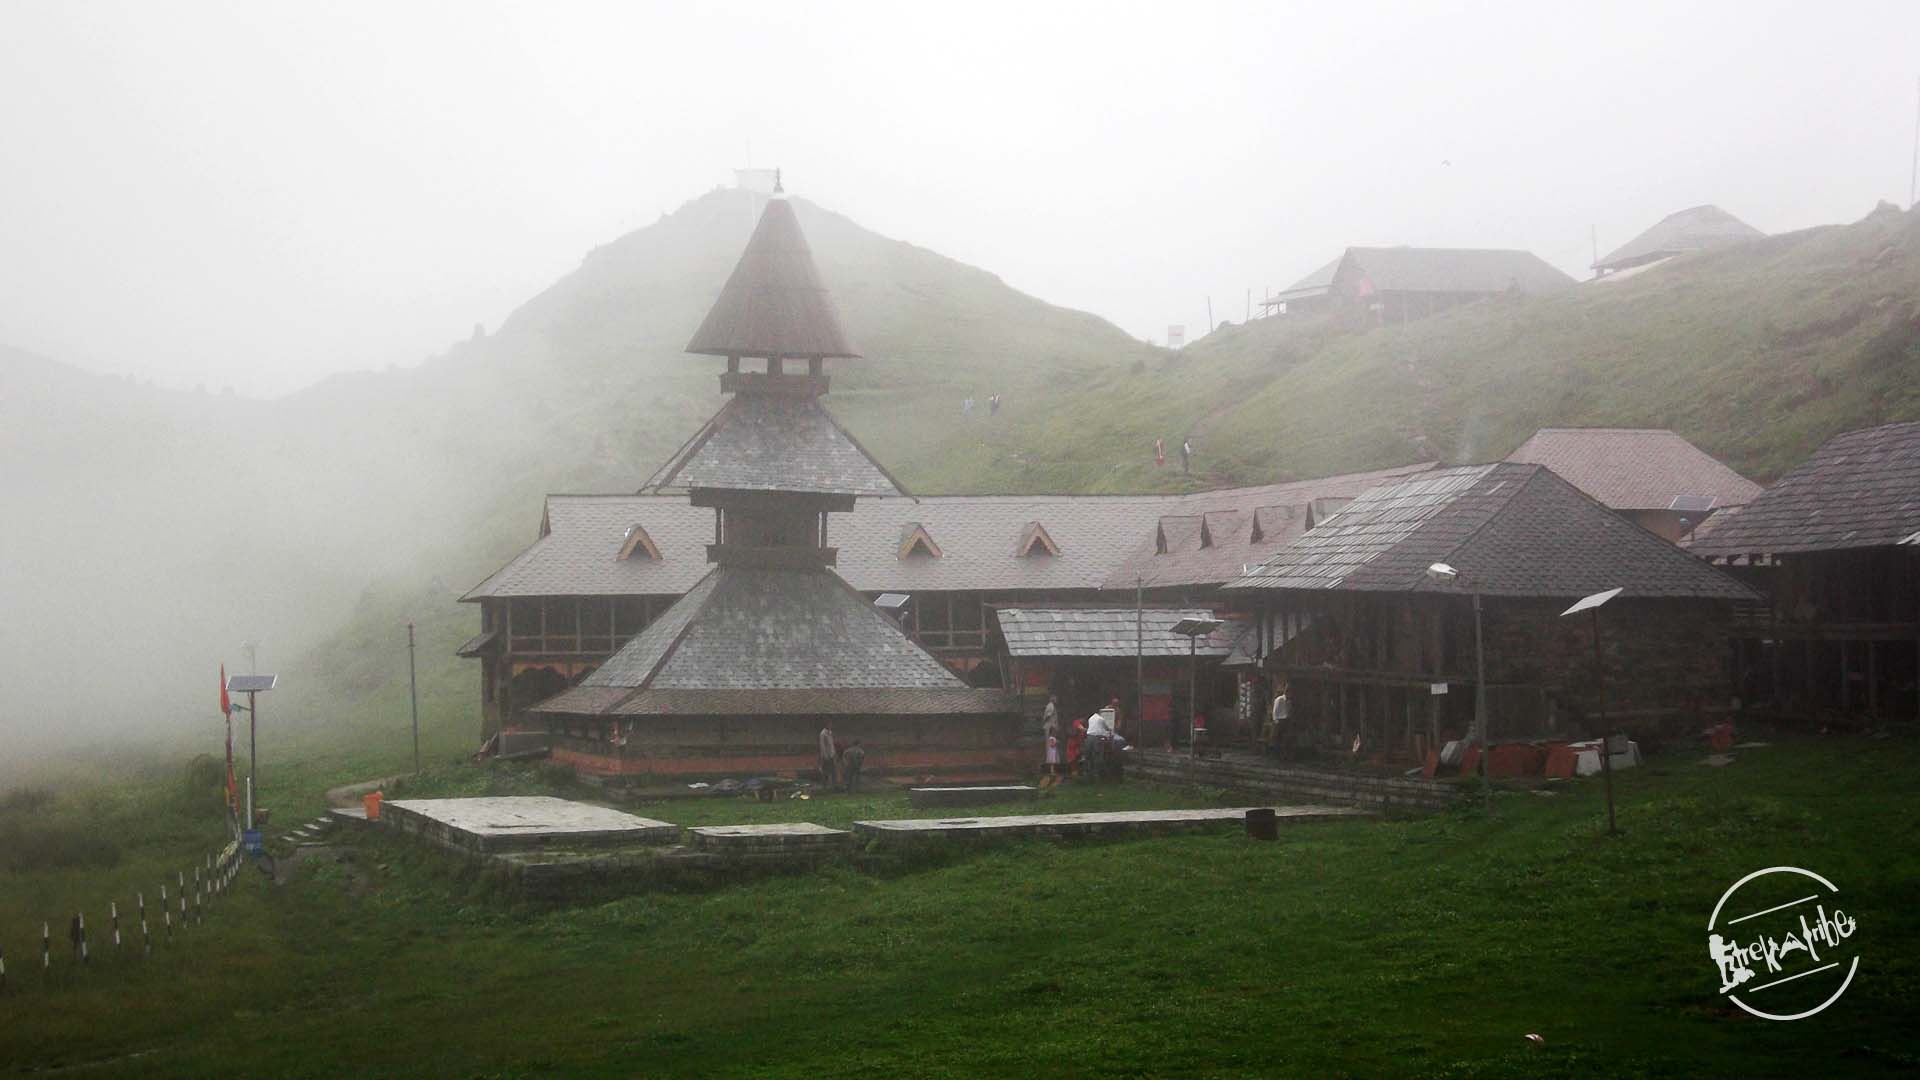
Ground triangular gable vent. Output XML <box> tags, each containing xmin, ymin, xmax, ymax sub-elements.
<box><xmin>1249</xmin><ymin>505</ymin><xmax>1290</xmax><ymax>544</ymax></box>
<box><xmin>1016</xmin><ymin>521</ymin><xmax>1061</xmax><ymax>558</ymax></box>
<box><xmin>1305</xmin><ymin>497</ymin><xmax>1352</xmax><ymax>531</ymax></box>
<box><xmin>899</xmin><ymin>522</ymin><xmax>943</xmax><ymax>560</ymax></box>
<box><xmin>618</xmin><ymin>524</ymin><xmax>662</xmax><ymax>562</ymax></box>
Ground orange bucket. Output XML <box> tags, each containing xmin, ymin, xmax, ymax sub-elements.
<box><xmin>363</xmin><ymin>790</ymin><xmax>383</xmax><ymax>821</ymax></box>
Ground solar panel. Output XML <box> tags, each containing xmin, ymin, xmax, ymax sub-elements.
<box><xmin>1668</xmin><ymin>494</ymin><xmax>1717</xmax><ymax>513</ymax></box>
<box><xmin>873</xmin><ymin>593</ymin><xmax>911</xmax><ymax>610</ymax></box>
<box><xmin>226</xmin><ymin>674</ymin><xmax>279</xmax><ymax>693</ymax></box>
<box><xmin>1169</xmin><ymin>617</ymin><xmax>1224</xmax><ymax>637</ymax></box>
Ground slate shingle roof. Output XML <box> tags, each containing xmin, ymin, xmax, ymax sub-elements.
<box><xmin>607</xmin><ymin>688</ymin><xmax>1009</xmax><ymax>716</ymax></box>
<box><xmin>1505</xmin><ymin>428</ymin><xmax>1761</xmax><ymax>512</ymax></box>
<box><xmin>1341</xmin><ymin>246</ymin><xmax>1576</xmax><ymax>296</ymax></box>
<box><xmin>994</xmin><ymin>608</ymin><xmax>1239</xmax><ymax>658</ymax></box>
<box><xmin>684</xmin><ymin>196</ymin><xmax>859</xmax><ymax>360</ymax></box>
<box><xmin>644</xmin><ymin>393</ymin><xmax>904</xmax><ymax>497</ymax></box>
<box><xmin>463</xmin><ymin>464</ymin><xmax>1441</xmax><ymax>602</ymax></box>
<box><xmin>1686</xmin><ymin>422</ymin><xmax>1920</xmax><ymax>557</ymax></box>
<box><xmin>1229</xmin><ymin>463</ymin><xmax>1755</xmax><ymax>600</ymax></box>
<box><xmin>1594</xmin><ymin>205</ymin><xmax>1764</xmax><ymax>272</ymax></box>
<box><xmin>581</xmin><ymin>566</ymin><xmax>968</xmax><ymax>691</ymax></box>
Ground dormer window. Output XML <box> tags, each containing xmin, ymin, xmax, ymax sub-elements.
<box><xmin>1016</xmin><ymin>521</ymin><xmax>1060</xmax><ymax>558</ymax></box>
<box><xmin>618</xmin><ymin>524</ymin><xmax>662</xmax><ymax>561</ymax></box>
<box><xmin>899</xmin><ymin>522</ymin><xmax>942</xmax><ymax>560</ymax></box>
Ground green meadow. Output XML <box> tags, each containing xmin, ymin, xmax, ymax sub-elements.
<box><xmin>2</xmin><ymin>732</ymin><xmax>1914</xmax><ymax>1078</ymax></box>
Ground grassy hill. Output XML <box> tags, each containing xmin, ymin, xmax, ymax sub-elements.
<box><xmin>0</xmin><ymin>188</ymin><xmax>1153</xmax><ymax>767</ymax></box>
<box><xmin>904</xmin><ymin>202</ymin><xmax>1920</xmax><ymax>494</ymax></box>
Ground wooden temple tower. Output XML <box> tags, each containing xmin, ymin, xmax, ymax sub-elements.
<box><xmin>531</xmin><ymin>184</ymin><xmax>1019</xmax><ymax>778</ymax></box>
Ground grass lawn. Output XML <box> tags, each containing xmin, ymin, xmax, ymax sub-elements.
<box><xmin>1</xmin><ymin>733</ymin><xmax>1915</xmax><ymax>1078</ymax></box>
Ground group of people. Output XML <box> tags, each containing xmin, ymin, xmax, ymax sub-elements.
<box><xmin>816</xmin><ymin>722</ymin><xmax>867</xmax><ymax>793</ymax></box>
<box><xmin>961</xmin><ymin>393</ymin><xmax>1004</xmax><ymax>417</ymax></box>
<box><xmin>1039</xmin><ymin>694</ymin><xmax>1130</xmax><ymax>782</ymax></box>
<box><xmin>1152</xmin><ymin>437</ymin><xmax>1194</xmax><ymax>473</ymax></box>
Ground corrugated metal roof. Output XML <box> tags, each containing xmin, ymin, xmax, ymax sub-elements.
<box><xmin>995</xmin><ymin>607</ymin><xmax>1239</xmax><ymax>658</ymax></box>
<box><xmin>1688</xmin><ymin>421</ymin><xmax>1920</xmax><ymax>557</ymax></box>
<box><xmin>1230</xmin><ymin>463</ymin><xmax>1755</xmax><ymax>600</ymax></box>
<box><xmin>1505</xmin><ymin>428</ymin><xmax>1761</xmax><ymax>512</ymax></box>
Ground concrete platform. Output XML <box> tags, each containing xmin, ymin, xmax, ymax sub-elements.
<box><xmin>907</xmin><ymin>785</ymin><xmax>1037</xmax><ymax>809</ymax></box>
<box><xmin>382</xmin><ymin>796</ymin><xmax>679</xmax><ymax>855</ymax></box>
<box><xmin>854</xmin><ymin>805</ymin><xmax>1367</xmax><ymax>847</ymax></box>
<box><xmin>687</xmin><ymin>822</ymin><xmax>852</xmax><ymax>853</ymax></box>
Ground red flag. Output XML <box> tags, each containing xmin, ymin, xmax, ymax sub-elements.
<box><xmin>220</xmin><ymin>666</ymin><xmax>238</xmax><ymax>814</ymax></box>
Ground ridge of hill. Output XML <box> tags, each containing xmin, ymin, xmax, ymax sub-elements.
<box><xmin>0</xmin><ymin>188</ymin><xmax>1154</xmax><ymax>764</ymax></box>
<box><xmin>899</xmin><ymin>202</ymin><xmax>1920</xmax><ymax>495</ymax></box>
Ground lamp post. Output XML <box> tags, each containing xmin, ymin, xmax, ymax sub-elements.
<box><xmin>407</xmin><ymin>621</ymin><xmax>421</xmax><ymax>775</ymax></box>
<box><xmin>224</xmin><ymin>673</ymin><xmax>278</xmax><ymax>830</ymax></box>
<box><xmin>1171</xmin><ymin>617</ymin><xmax>1225</xmax><ymax>758</ymax></box>
<box><xmin>1562</xmin><ymin>587</ymin><xmax>1624</xmax><ymax>835</ymax></box>
<box><xmin>1426</xmin><ymin>563</ymin><xmax>1490</xmax><ymax>813</ymax></box>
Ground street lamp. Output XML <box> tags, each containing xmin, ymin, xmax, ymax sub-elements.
<box><xmin>1426</xmin><ymin>563</ymin><xmax>1490</xmax><ymax>811</ymax></box>
<box><xmin>1170</xmin><ymin>617</ymin><xmax>1225</xmax><ymax>757</ymax></box>
<box><xmin>1563</xmin><ymin>587</ymin><xmax>1624</xmax><ymax>835</ymax></box>
<box><xmin>225</xmin><ymin>672</ymin><xmax>278</xmax><ymax>831</ymax></box>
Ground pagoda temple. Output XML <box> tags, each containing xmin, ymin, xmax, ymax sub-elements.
<box><xmin>530</xmin><ymin>185</ymin><xmax>1020</xmax><ymax>778</ymax></box>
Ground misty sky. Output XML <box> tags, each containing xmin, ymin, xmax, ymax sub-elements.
<box><xmin>3</xmin><ymin>0</ymin><xmax>1917</xmax><ymax>396</ymax></box>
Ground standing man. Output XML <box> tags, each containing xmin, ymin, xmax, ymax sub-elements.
<box><xmin>818</xmin><ymin>721</ymin><xmax>838</xmax><ymax>787</ymax></box>
<box><xmin>1266</xmin><ymin>684</ymin><xmax>1290</xmax><ymax>756</ymax></box>
<box><xmin>841</xmin><ymin>740</ymin><xmax>866</xmax><ymax>793</ymax></box>
<box><xmin>1180</xmin><ymin>438</ymin><xmax>1193</xmax><ymax>475</ymax></box>
<box><xmin>1042</xmin><ymin>694</ymin><xmax>1060</xmax><ymax>744</ymax></box>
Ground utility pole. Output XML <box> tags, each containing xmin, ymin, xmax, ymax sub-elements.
<box><xmin>408</xmin><ymin>621</ymin><xmax>421</xmax><ymax>774</ymax></box>
<box><xmin>1135</xmin><ymin>576</ymin><xmax>1145</xmax><ymax>743</ymax></box>
<box><xmin>1472</xmin><ymin>589</ymin><xmax>1490</xmax><ymax>815</ymax></box>
<box><xmin>1593</xmin><ymin>608</ymin><xmax>1616</xmax><ymax>835</ymax></box>
<box><xmin>1910</xmin><ymin>75</ymin><xmax>1919</xmax><ymax>210</ymax></box>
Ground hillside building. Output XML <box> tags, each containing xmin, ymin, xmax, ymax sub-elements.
<box><xmin>1505</xmin><ymin>427</ymin><xmax>1762</xmax><ymax>542</ymax></box>
<box><xmin>1689</xmin><ymin>421</ymin><xmax>1920</xmax><ymax>722</ymax></box>
<box><xmin>1258</xmin><ymin>247</ymin><xmax>1574</xmax><ymax>321</ymax></box>
<box><xmin>1592</xmin><ymin>205</ymin><xmax>1763</xmax><ymax>278</ymax></box>
<box><xmin>462</xmin><ymin>463</ymin><xmax>1438</xmax><ymax>751</ymax></box>
<box><xmin>1226</xmin><ymin>464</ymin><xmax>1756</xmax><ymax>761</ymax></box>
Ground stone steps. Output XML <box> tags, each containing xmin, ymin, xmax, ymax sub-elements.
<box><xmin>1127</xmin><ymin>751</ymin><xmax>1455</xmax><ymax>812</ymax></box>
<box><xmin>853</xmin><ymin>805</ymin><xmax>1369</xmax><ymax>848</ymax></box>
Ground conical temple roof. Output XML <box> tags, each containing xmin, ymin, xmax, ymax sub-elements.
<box><xmin>531</xmin><ymin>565</ymin><xmax>1010</xmax><ymax>717</ymax></box>
<box><xmin>644</xmin><ymin>392</ymin><xmax>905</xmax><ymax>497</ymax></box>
<box><xmin>686</xmin><ymin>198</ymin><xmax>860</xmax><ymax>360</ymax></box>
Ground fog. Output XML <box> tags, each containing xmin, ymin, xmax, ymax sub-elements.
<box><xmin>3</xmin><ymin>1</ymin><xmax>1919</xmax><ymax>770</ymax></box>
<box><xmin>3</xmin><ymin>1</ymin><xmax>1916</xmax><ymax>396</ymax></box>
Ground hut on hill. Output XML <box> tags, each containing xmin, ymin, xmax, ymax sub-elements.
<box><xmin>1592</xmin><ymin>205</ymin><xmax>1763</xmax><ymax>277</ymax></box>
<box><xmin>1505</xmin><ymin>428</ymin><xmax>1762</xmax><ymax>541</ymax></box>
<box><xmin>1258</xmin><ymin>247</ymin><xmax>1574</xmax><ymax>321</ymax></box>
<box><xmin>1225</xmin><ymin>463</ymin><xmax>1755</xmax><ymax>761</ymax></box>
<box><xmin>528</xmin><ymin>186</ymin><xmax>1018</xmax><ymax>779</ymax></box>
<box><xmin>1688</xmin><ymin>421</ymin><xmax>1920</xmax><ymax>722</ymax></box>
